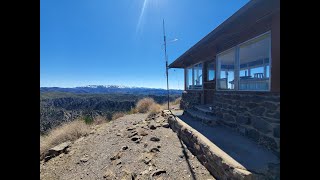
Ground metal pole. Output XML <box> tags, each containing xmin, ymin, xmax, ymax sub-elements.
<box><xmin>163</xmin><ymin>19</ymin><xmax>169</xmax><ymax>110</ymax></box>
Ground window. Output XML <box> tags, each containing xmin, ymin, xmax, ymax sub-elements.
<box><xmin>239</xmin><ymin>33</ymin><xmax>270</xmax><ymax>90</ymax></box>
<box><xmin>207</xmin><ymin>62</ymin><xmax>215</xmax><ymax>81</ymax></box>
<box><xmin>193</xmin><ymin>63</ymin><xmax>202</xmax><ymax>87</ymax></box>
<box><xmin>216</xmin><ymin>32</ymin><xmax>271</xmax><ymax>91</ymax></box>
<box><xmin>217</xmin><ymin>48</ymin><xmax>236</xmax><ymax>90</ymax></box>
<box><xmin>186</xmin><ymin>63</ymin><xmax>203</xmax><ymax>90</ymax></box>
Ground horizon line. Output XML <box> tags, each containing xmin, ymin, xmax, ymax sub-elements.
<box><xmin>40</xmin><ymin>84</ymin><xmax>184</xmax><ymax>90</ymax></box>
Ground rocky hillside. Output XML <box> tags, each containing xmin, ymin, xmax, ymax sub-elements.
<box><xmin>40</xmin><ymin>112</ymin><xmax>215</xmax><ymax>180</ymax></box>
<box><xmin>40</xmin><ymin>92</ymin><xmax>180</xmax><ymax>134</ymax></box>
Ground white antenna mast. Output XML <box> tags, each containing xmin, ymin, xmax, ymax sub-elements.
<box><xmin>163</xmin><ymin>19</ymin><xmax>169</xmax><ymax>110</ymax></box>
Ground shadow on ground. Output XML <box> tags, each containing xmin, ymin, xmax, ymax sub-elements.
<box><xmin>176</xmin><ymin>114</ymin><xmax>279</xmax><ymax>176</ymax></box>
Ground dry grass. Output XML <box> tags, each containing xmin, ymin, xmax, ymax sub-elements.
<box><xmin>132</xmin><ymin>97</ymin><xmax>182</xmax><ymax>115</ymax></box>
<box><xmin>93</xmin><ymin>115</ymin><xmax>109</xmax><ymax>125</ymax></box>
<box><xmin>134</xmin><ymin>97</ymin><xmax>164</xmax><ymax>117</ymax></box>
<box><xmin>160</xmin><ymin>97</ymin><xmax>182</xmax><ymax>110</ymax></box>
<box><xmin>172</xmin><ymin>97</ymin><xmax>182</xmax><ymax>105</ymax></box>
<box><xmin>40</xmin><ymin>120</ymin><xmax>90</xmax><ymax>160</ymax></box>
<box><xmin>160</xmin><ymin>103</ymin><xmax>168</xmax><ymax>110</ymax></box>
<box><xmin>135</xmin><ymin>98</ymin><xmax>156</xmax><ymax>113</ymax></box>
<box><xmin>149</xmin><ymin>103</ymin><xmax>162</xmax><ymax>114</ymax></box>
<box><xmin>112</xmin><ymin>112</ymin><xmax>126</xmax><ymax>120</ymax></box>
<box><xmin>128</xmin><ymin>108</ymin><xmax>138</xmax><ymax>114</ymax></box>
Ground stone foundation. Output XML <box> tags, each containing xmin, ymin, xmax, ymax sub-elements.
<box><xmin>212</xmin><ymin>91</ymin><xmax>280</xmax><ymax>157</ymax></box>
<box><xmin>180</xmin><ymin>90</ymin><xmax>202</xmax><ymax>110</ymax></box>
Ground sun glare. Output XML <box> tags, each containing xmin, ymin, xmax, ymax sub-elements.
<box><xmin>136</xmin><ymin>0</ymin><xmax>149</xmax><ymax>33</ymax></box>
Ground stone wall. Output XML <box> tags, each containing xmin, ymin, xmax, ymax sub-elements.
<box><xmin>167</xmin><ymin>114</ymin><xmax>253</xmax><ymax>180</ymax></box>
<box><xmin>212</xmin><ymin>91</ymin><xmax>280</xmax><ymax>157</ymax></box>
<box><xmin>180</xmin><ymin>90</ymin><xmax>202</xmax><ymax>110</ymax></box>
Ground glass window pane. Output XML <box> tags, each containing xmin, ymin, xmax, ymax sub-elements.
<box><xmin>207</xmin><ymin>62</ymin><xmax>215</xmax><ymax>81</ymax></box>
<box><xmin>217</xmin><ymin>48</ymin><xmax>235</xmax><ymax>90</ymax></box>
<box><xmin>239</xmin><ymin>33</ymin><xmax>270</xmax><ymax>91</ymax></box>
<box><xmin>193</xmin><ymin>63</ymin><xmax>202</xmax><ymax>89</ymax></box>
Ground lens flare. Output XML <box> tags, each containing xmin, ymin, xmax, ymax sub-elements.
<box><xmin>136</xmin><ymin>0</ymin><xmax>148</xmax><ymax>33</ymax></box>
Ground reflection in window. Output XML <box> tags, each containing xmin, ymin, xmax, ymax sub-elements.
<box><xmin>186</xmin><ymin>63</ymin><xmax>202</xmax><ymax>90</ymax></box>
<box><xmin>193</xmin><ymin>63</ymin><xmax>202</xmax><ymax>87</ymax></box>
<box><xmin>216</xmin><ymin>32</ymin><xmax>271</xmax><ymax>91</ymax></box>
<box><xmin>217</xmin><ymin>48</ymin><xmax>235</xmax><ymax>90</ymax></box>
<box><xmin>207</xmin><ymin>62</ymin><xmax>215</xmax><ymax>81</ymax></box>
<box><xmin>239</xmin><ymin>33</ymin><xmax>270</xmax><ymax>90</ymax></box>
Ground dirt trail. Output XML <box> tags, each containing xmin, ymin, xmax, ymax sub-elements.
<box><xmin>40</xmin><ymin>112</ymin><xmax>215</xmax><ymax>180</ymax></box>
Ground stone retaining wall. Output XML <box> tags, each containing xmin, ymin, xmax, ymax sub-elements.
<box><xmin>166</xmin><ymin>113</ymin><xmax>253</xmax><ymax>180</ymax></box>
<box><xmin>212</xmin><ymin>91</ymin><xmax>280</xmax><ymax>157</ymax></box>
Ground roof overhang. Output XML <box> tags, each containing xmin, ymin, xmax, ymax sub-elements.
<box><xmin>169</xmin><ymin>0</ymin><xmax>280</xmax><ymax>69</ymax></box>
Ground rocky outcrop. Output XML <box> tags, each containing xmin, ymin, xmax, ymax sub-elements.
<box><xmin>44</xmin><ymin>141</ymin><xmax>71</xmax><ymax>162</ymax></box>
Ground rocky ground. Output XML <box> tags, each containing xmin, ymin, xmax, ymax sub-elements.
<box><xmin>40</xmin><ymin>111</ymin><xmax>215</xmax><ymax>180</ymax></box>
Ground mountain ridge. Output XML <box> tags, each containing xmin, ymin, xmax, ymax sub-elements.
<box><xmin>40</xmin><ymin>85</ymin><xmax>183</xmax><ymax>95</ymax></box>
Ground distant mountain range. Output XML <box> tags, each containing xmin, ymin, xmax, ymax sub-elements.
<box><xmin>40</xmin><ymin>85</ymin><xmax>183</xmax><ymax>95</ymax></box>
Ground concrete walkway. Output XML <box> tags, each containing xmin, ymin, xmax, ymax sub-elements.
<box><xmin>174</xmin><ymin>112</ymin><xmax>279</xmax><ymax>175</ymax></box>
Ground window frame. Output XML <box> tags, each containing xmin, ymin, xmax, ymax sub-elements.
<box><xmin>216</xmin><ymin>47</ymin><xmax>237</xmax><ymax>90</ymax></box>
<box><xmin>216</xmin><ymin>31</ymin><xmax>272</xmax><ymax>92</ymax></box>
<box><xmin>185</xmin><ymin>62</ymin><xmax>204</xmax><ymax>90</ymax></box>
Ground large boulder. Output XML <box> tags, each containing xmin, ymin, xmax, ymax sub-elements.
<box><xmin>44</xmin><ymin>141</ymin><xmax>71</xmax><ymax>161</ymax></box>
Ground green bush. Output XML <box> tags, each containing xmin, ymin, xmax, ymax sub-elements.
<box><xmin>83</xmin><ymin>115</ymin><xmax>93</xmax><ymax>124</ymax></box>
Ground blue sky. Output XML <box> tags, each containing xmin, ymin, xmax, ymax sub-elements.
<box><xmin>40</xmin><ymin>0</ymin><xmax>249</xmax><ymax>89</ymax></box>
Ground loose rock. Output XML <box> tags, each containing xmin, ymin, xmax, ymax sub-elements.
<box><xmin>80</xmin><ymin>157</ymin><xmax>89</xmax><ymax>163</ymax></box>
<box><xmin>137</xmin><ymin>128</ymin><xmax>148</xmax><ymax>136</ymax></box>
<box><xmin>151</xmin><ymin>169</ymin><xmax>166</xmax><ymax>177</ymax></box>
<box><xmin>149</xmin><ymin>121</ymin><xmax>157</xmax><ymax>130</ymax></box>
<box><xmin>141</xmin><ymin>152</ymin><xmax>154</xmax><ymax>164</ymax></box>
<box><xmin>150</xmin><ymin>137</ymin><xmax>160</xmax><ymax>142</ymax></box>
<box><xmin>131</xmin><ymin>136</ymin><xmax>141</xmax><ymax>143</ymax></box>
<box><xmin>150</xmin><ymin>148</ymin><xmax>160</xmax><ymax>153</ymax></box>
<box><xmin>127</xmin><ymin>126</ymin><xmax>136</xmax><ymax>131</ymax></box>
<box><xmin>110</xmin><ymin>152</ymin><xmax>123</xmax><ymax>161</ymax></box>
<box><xmin>122</xmin><ymin>146</ymin><xmax>128</xmax><ymax>150</ymax></box>
<box><xmin>44</xmin><ymin>141</ymin><xmax>71</xmax><ymax>161</ymax></box>
<box><xmin>128</xmin><ymin>131</ymin><xmax>138</xmax><ymax>138</ymax></box>
<box><xmin>162</xmin><ymin>123</ymin><xmax>170</xmax><ymax>128</ymax></box>
<box><xmin>103</xmin><ymin>169</ymin><xmax>115</xmax><ymax>179</ymax></box>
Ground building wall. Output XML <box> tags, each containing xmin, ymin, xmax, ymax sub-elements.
<box><xmin>180</xmin><ymin>90</ymin><xmax>202</xmax><ymax>109</ymax></box>
<box><xmin>212</xmin><ymin>91</ymin><xmax>280</xmax><ymax>157</ymax></box>
<box><xmin>271</xmin><ymin>10</ymin><xmax>280</xmax><ymax>92</ymax></box>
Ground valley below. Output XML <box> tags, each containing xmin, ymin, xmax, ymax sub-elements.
<box><xmin>40</xmin><ymin>87</ymin><xmax>181</xmax><ymax>134</ymax></box>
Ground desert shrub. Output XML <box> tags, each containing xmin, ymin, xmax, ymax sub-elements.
<box><xmin>135</xmin><ymin>98</ymin><xmax>156</xmax><ymax>113</ymax></box>
<box><xmin>128</xmin><ymin>108</ymin><xmax>138</xmax><ymax>114</ymax></box>
<box><xmin>149</xmin><ymin>103</ymin><xmax>162</xmax><ymax>114</ymax></box>
<box><xmin>112</xmin><ymin>112</ymin><xmax>126</xmax><ymax>120</ymax></box>
<box><xmin>40</xmin><ymin>120</ymin><xmax>90</xmax><ymax>160</ymax></box>
<box><xmin>83</xmin><ymin>115</ymin><xmax>94</xmax><ymax>124</ymax></box>
<box><xmin>93</xmin><ymin>115</ymin><xmax>108</xmax><ymax>125</ymax></box>
<box><xmin>106</xmin><ymin>112</ymin><xmax>113</xmax><ymax>121</ymax></box>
